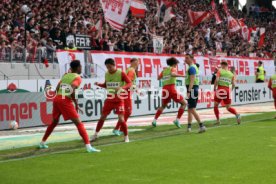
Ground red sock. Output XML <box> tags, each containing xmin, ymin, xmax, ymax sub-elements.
<box><xmin>228</xmin><ymin>107</ymin><xmax>237</xmax><ymax>115</ymax></box>
<box><xmin>177</xmin><ymin>107</ymin><xmax>185</xmax><ymax>119</ymax></box>
<box><xmin>76</xmin><ymin>123</ymin><xmax>90</xmax><ymax>145</ymax></box>
<box><xmin>120</xmin><ymin>121</ymin><xmax>128</xmax><ymax>136</ymax></box>
<box><xmin>42</xmin><ymin>123</ymin><xmax>57</xmax><ymax>142</ymax></box>
<box><xmin>114</xmin><ymin>121</ymin><xmax>121</xmax><ymax>130</ymax></box>
<box><xmin>214</xmin><ymin>106</ymin><xmax>220</xmax><ymax>120</ymax></box>
<box><xmin>119</xmin><ymin>113</ymin><xmax>130</xmax><ymax>132</ymax></box>
<box><xmin>154</xmin><ymin>109</ymin><xmax>163</xmax><ymax>120</ymax></box>
<box><xmin>96</xmin><ymin>119</ymin><xmax>105</xmax><ymax>132</ymax></box>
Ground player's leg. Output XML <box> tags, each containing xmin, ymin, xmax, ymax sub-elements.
<box><xmin>91</xmin><ymin>100</ymin><xmax>112</xmax><ymax>141</ymax></box>
<box><xmin>172</xmin><ymin>92</ymin><xmax>186</xmax><ymax>128</ymax></box>
<box><xmin>71</xmin><ymin>118</ymin><xmax>100</xmax><ymax>153</ymax></box>
<box><xmin>114</xmin><ymin>98</ymin><xmax>132</xmax><ymax>135</ymax></box>
<box><xmin>118</xmin><ymin>113</ymin><xmax>129</xmax><ymax>142</ymax></box>
<box><xmin>214</xmin><ymin>90</ymin><xmax>222</xmax><ymax>125</ymax></box>
<box><xmin>91</xmin><ymin>114</ymin><xmax>107</xmax><ymax>141</ymax></box>
<box><xmin>115</xmin><ymin>100</ymin><xmax>129</xmax><ymax>142</ymax></box>
<box><xmin>39</xmin><ymin>118</ymin><xmax>59</xmax><ymax>149</ymax></box>
<box><xmin>273</xmin><ymin>90</ymin><xmax>276</xmax><ymax>118</ymax></box>
<box><xmin>152</xmin><ymin>89</ymin><xmax>170</xmax><ymax>127</ymax></box>
<box><xmin>190</xmin><ymin>108</ymin><xmax>206</xmax><ymax>133</ymax></box>
<box><xmin>214</xmin><ymin>101</ymin><xmax>221</xmax><ymax>125</ymax></box>
<box><xmin>187</xmin><ymin>108</ymin><xmax>193</xmax><ymax>132</ymax></box>
<box><xmin>225</xmin><ymin>104</ymin><xmax>241</xmax><ymax>124</ymax></box>
<box><xmin>224</xmin><ymin>92</ymin><xmax>241</xmax><ymax>124</ymax></box>
<box><xmin>39</xmin><ymin>99</ymin><xmax>61</xmax><ymax>149</ymax></box>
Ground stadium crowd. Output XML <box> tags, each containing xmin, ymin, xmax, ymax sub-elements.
<box><xmin>0</xmin><ymin>0</ymin><xmax>275</xmax><ymax>61</ymax></box>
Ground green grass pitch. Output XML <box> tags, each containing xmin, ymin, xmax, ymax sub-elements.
<box><xmin>0</xmin><ymin>114</ymin><xmax>276</xmax><ymax>184</ymax></box>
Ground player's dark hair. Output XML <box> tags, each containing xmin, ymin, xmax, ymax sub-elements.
<box><xmin>105</xmin><ymin>58</ymin><xmax>115</xmax><ymax>65</ymax></box>
<box><xmin>221</xmin><ymin>61</ymin><xmax>228</xmax><ymax>66</ymax></box>
<box><xmin>130</xmin><ymin>58</ymin><xmax>138</xmax><ymax>63</ymax></box>
<box><xmin>70</xmin><ymin>60</ymin><xmax>81</xmax><ymax>71</ymax></box>
<box><xmin>196</xmin><ymin>63</ymin><xmax>200</xmax><ymax>68</ymax></box>
<box><xmin>258</xmin><ymin>61</ymin><xmax>263</xmax><ymax>65</ymax></box>
<box><xmin>166</xmin><ymin>57</ymin><xmax>179</xmax><ymax>66</ymax></box>
<box><xmin>186</xmin><ymin>54</ymin><xmax>194</xmax><ymax>59</ymax></box>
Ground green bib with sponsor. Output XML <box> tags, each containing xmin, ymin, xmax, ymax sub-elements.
<box><xmin>271</xmin><ymin>74</ymin><xmax>276</xmax><ymax>88</ymax></box>
<box><xmin>185</xmin><ymin>64</ymin><xmax>199</xmax><ymax>86</ymax></box>
<box><xmin>257</xmin><ymin>66</ymin><xmax>265</xmax><ymax>81</ymax></box>
<box><xmin>57</xmin><ymin>73</ymin><xmax>79</xmax><ymax>97</ymax></box>
<box><xmin>106</xmin><ymin>70</ymin><xmax>123</xmax><ymax>94</ymax></box>
<box><xmin>162</xmin><ymin>67</ymin><xmax>176</xmax><ymax>86</ymax></box>
<box><xmin>218</xmin><ymin>69</ymin><xmax>234</xmax><ymax>87</ymax></box>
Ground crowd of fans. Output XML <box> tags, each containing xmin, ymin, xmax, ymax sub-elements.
<box><xmin>0</xmin><ymin>0</ymin><xmax>275</xmax><ymax>62</ymax></box>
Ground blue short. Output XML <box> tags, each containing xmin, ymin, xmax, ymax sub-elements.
<box><xmin>186</xmin><ymin>85</ymin><xmax>199</xmax><ymax>109</ymax></box>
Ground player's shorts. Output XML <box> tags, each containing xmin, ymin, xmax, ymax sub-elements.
<box><xmin>162</xmin><ymin>85</ymin><xmax>184</xmax><ymax>106</ymax></box>
<box><xmin>186</xmin><ymin>85</ymin><xmax>199</xmax><ymax>109</ymax></box>
<box><xmin>102</xmin><ymin>96</ymin><xmax>125</xmax><ymax>117</ymax></box>
<box><xmin>214</xmin><ymin>86</ymin><xmax>232</xmax><ymax>105</ymax></box>
<box><xmin>52</xmin><ymin>95</ymin><xmax>79</xmax><ymax>121</ymax></box>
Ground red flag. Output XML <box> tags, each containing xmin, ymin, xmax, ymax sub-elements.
<box><xmin>258</xmin><ymin>28</ymin><xmax>265</xmax><ymax>47</ymax></box>
<box><xmin>227</xmin><ymin>15</ymin><xmax>240</xmax><ymax>33</ymax></box>
<box><xmin>238</xmin><ymin>19</ymin><xmax>249</xmax><ymax>41</ymax></box>
<box><xmin>223</xmin><ymin>0</ymin><xmax>230</xmax><ymax>16</ymax></box>
<box><xmin>156</xmin><ymin>0</ymin><xmax>176</xmax><ymax>25</ymax></box>
<box><xmin>211</xmin><ymin>0</ymin><xmax>222</xmax><ymax>24</ymax></box>
<box><xmin>91</xmin><ymin>19</ymin><xmax>103</xmax><ymax>38</ymax></box>
<box><xmin>248</xmin><ymin>27</ymin><xmax>258</xmax><ymax>43</ymax></box>
<box><xmin>187</xmin><ymin>9</ymin><xmax>211</xmax><ymax>27</ymax></box>
<box><xmin>130</xmin><ymin>0</ymin><xmax>147</xmax><ymax>18</ymax></box>
<box><xmin>100</xmin><ymin>0</ymin><xmax>131</xmax><ymax>31</ymax></box>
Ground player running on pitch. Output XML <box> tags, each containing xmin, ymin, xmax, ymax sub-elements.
<box><xmin>91</xmin><ymin>58</ymin><xmax>132</xmax><ymax>142</ymax></box>
<box><xmin>113</xmin><ymin>58</ymin><xmax>139</xmax><ymax>136</ymax></box>
<box><xmin>152</xmin><ymin>57</ymin><xmax>187</xmax><ymax>128</ymax></box>
<box><xmin>39</xmin><ymin>60</ymin><xmax>100</xmax><ymax>153</ymax></box>
<box><xmin>268</xmin><ymin>71</ymin><xmax>276</xmax><ymax>118</ymax></box>
<box><xmin>185</xmin><ymin>54</ymin><xmax>206</xmax><ymax>133</ymax></box>
<box><xmin>213</xmin><ymin>61</ymin><xmax>241</xmax><ymax>125</ymax></box>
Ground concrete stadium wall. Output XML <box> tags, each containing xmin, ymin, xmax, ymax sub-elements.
<box><xmin>0</xmin><ymin>63</ymin><xmax>60</xmax><ymax>80</ymax></box>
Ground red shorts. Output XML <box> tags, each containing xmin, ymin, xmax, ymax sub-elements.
<box><xmin>162</xmin><ymin>85</ymin><xmax>184</xmax><ymax>105</ymax></box>
<box><xmin>102</xmin><ymin>97</ymin><xmax>125</xmax><ymax>117</ymax></box>
<box><xmin>52</xmin><ymin>95</ymin><xmax>79</xmax><ymax>121</ymax></box>
<box><xmin>214</xmin><ymin>86</ymin><xmax>232</xmax><ymax>105</ymax></box>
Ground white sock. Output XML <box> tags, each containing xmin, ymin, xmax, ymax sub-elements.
<box><xmin>86</xmin><ymin>144</ymin><xmax>92</xmax><ymax>149</ymax></box>
<box><xmin>41</xmin><ymin>141</ymin><xmax>46</xmax><ymax>144</ymax></box>
<box><xmin>176</xmin><ymin>118</ymin><xmax>180</xmax><ymax>121</ymax></box>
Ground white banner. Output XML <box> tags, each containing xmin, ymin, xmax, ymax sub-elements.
<box><xmin>0</xmin><ymin>83</ymin><xmax>273</xmax><ymax>130</ymax></box>
<box><xmin>153</xmin><ymin>36</ymin><xmax>164</xmax><ymax>54</ymax></box>
<box><xmin>56</xmin><ymin>51</ymin><xmax>85</xmax><ymax>77</ymax></box>
<box><xmin>90</xmin><ymin>51</ymin><xmax>275</xmax><ymax>78</ymax></box>
<box><xmin>100</xmin><ymin>0</ymin><xmax>131</xmax><ymax>30</ymax></box>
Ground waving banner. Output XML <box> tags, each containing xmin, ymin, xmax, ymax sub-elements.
<box><xmin>187</xmin><ymin>9</ymin><xmax>211</xmax><ymax>27</ymax></box>
<box><xmin>100</xmin><ymin>0</ymin><xmax>131</xmax><ymax>31</ymax></box>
